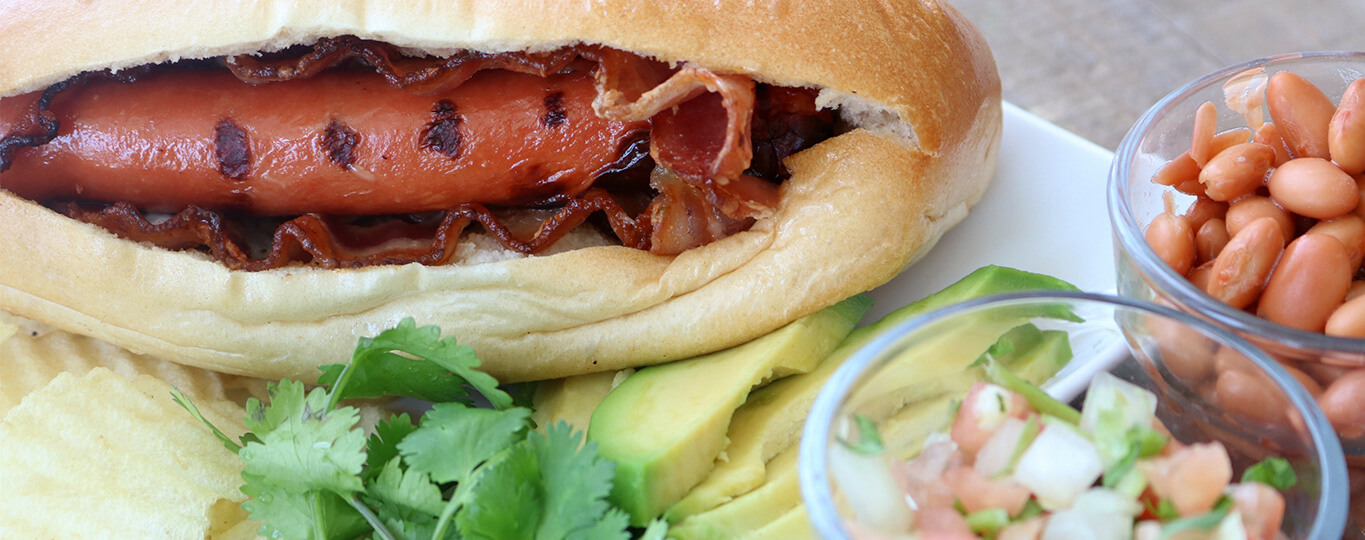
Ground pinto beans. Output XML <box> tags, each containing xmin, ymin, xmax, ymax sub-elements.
<box><xmin>1224</xmin><ymin>195</ymin><xmax>1294</xmax><ymax>244</ymax></box>
<box><xmin>1330</xmin><ymin>79</ymin><xmax>1365</xmax><ymax>175</ymax></box>
<box><xmin>1266</xmin><ymin>157</ymin><xmax>1359</xmax><ymax>219</ymax></box>
<box><xmin>1256</xmin><ymin>233</ymin><xmax>1353</xmax><ymax>332</ymax></box>
<box><xmin>1146</xmin><ymin>212</ymin><xmax>1197</xmax><ymax>276</ymax></box>
<box><xmin>1206</xmin><ymin>218</ymin><xmax>1284</xmax><ymax>309</ymax></box>
<box><xmin>1145</xmin><ymin>70</ymin><xmax>1365</xmax><ymax>443</ymax></box>
<box><xmin>1266</xmin><ymin>71</ymin><xmax>1335</xmax><ymax>159</ymax></box>
<box><xmin>1199</xmin><ymin>142</ymin><xmax>1275</xmax><ymax>201</ymax></box>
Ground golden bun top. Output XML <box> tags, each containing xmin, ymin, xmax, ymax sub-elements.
<box><xmin>0</xmin><ymin>0</ymin><xmax>997</xmax><ymax>154</ymax></box>
<box><xmin>0</xmin><ymin>0</ymin><xmax>1003</xmax><ymax>382</ymax></box>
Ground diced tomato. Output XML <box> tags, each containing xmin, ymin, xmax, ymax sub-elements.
<box><xmin>951</xmin><ymin>382</ymin><xmax>1033</xmax><ymax>458</ymax></box>
<box><xmin>916</xmin><ymin>507</ymin><xmax>974</xmax><ymax>537</ymax></box>
<box><xmin>894</xmin><ymin>437</ymin><xmax>962</xmax><ymax>509</ymax></box>
<box><xmin>942</xmin><ymin>464</ymin><xmax>1031</xmax><ymax>516</ymax></box>
<box><xmin>1137</xmin><ymin>442</ymin><xmax>1232</xmax><ymax>516</ymax></box>
<box><xmin>1228</xmin><ymin>482</ymin><xmax>1286</xmax><ymax>540</ymax></box>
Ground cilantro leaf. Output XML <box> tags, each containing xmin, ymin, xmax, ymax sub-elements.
<box><xmin>567</xmin><ymin>510</ymin><xmax>633</xmax><ymax>540</ymax></box>
<box><xmin>366</xmin><ymin>413</ymin><xmax>419</xmax><ymax>481</ymax></box>
<box><xmin>532</xmin><ymin>422</ymin><xmax>621</xmax><ymax>539</ymax></box>
<box><xmin>364</xmin><ymin>457</ymin><xmax>445</xmax><ymax>537</ymax></box>
<box><xmin>1242</xmin><ymin>457</ymin><xmax>1297</xmax><ymax>490</ymax></box>
<box><xmin>238</xmin><ymin>381</ymin><xmax>368</xmax><ymax>496</ymax></box>
<box><xmin>245</xmin><ymin>379</ymin><xmax>322</xmax><ymax>435</ymax></box>
<box><xmin>1153</xmin><ymin>498</ymin><xmax>1179</xmax><ymax>521</ymax></box>
<box><xmin>240</xmin><ymin>484</ymin><xmax>369</xmax><ymax>540</ymax></box>
<box><xmin>322</xmin><ymin>318</ymin><xmax>512</xmax><ymax>410</ymax></box>
<box><xmin>1158</xmin><ymin>496</ymin><xmax>1234</xmax><ymax>539</ymax></box>
<box><xmin>398</xmin><ymin>403</ymin><xmax>531</xmax><ymax>484</ymax></box>
<box><xmin>457</xmin><ymin>442</ymin><xmax>542</xmax><ymax>540</ymax></box>
<box><xmin>180</xmin><ymin>318</ymin><xmax>644</xmax><ymax>540</ymax></box>
<box><xmin>318</xmin><ymin>356</ymin><xmax>472</xmax><ymax>405</ymax></box>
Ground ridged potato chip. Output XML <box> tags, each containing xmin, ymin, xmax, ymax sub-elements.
<box><xmin>0</xmin><ymin>312</ymin><xmax>267</xmax><ymax>417</ymax></box>
<box><xmin>0</xmin><ymin>368</ymin><xmax>255</xmax><ymax>538</ymax></box>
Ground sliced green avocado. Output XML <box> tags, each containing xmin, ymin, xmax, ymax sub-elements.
<box><xmin>666</xmin><ymin>444</ymin><xmax>803</xmax><ymax>540</ymax></box>
<box><xmin>857</xmin><ymin>265</ymin><xmax>1079</xmax><ymax>342</ymax></box>
<box><xmin>664</xmin><ymin>266</ymin><xmax>1078</xmax><ymax>522</ymax></box>
<box><xmin>1005</xmin><ymin>326</ymin><xmax>1072</xmax><ymax>387</ymax></box>
<box><xmin>674</xmin><ymin>322</ymin><xmax>1076</xmax><ymax>538</ymax></box>
<box><xmin>744</xmin><ymin>504</ymin><xmax>816</xmax><ymax>540</ymax></box>
<box><xmin>530</xmin><ymin>370</ymin><xmax>621</xmax><ymax>437</ymax></box>
<box><xmin>590</xmin><ymin>295</ymin><xmax>872</xmax><ymax>526</ymax></box>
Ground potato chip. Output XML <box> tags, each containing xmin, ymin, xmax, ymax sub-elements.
<box><xmin>0</xmin><ymin>368</ymin><xmax>254</xmax><ymax>538</ymax></box>
<box><xmin>0</xmin><ymin>312</ymin><xmax>267</xmax><ymax>417</ymax></box>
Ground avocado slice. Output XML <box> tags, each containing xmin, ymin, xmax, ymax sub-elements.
<box><xmin>744</xmin><ymin>504</ymin><xmax>816</xmax><ymax>540</ymax></box>
<box><xmin>666</xmin><ymin>444</ymin><xmax>803</xmax><ymax>540</ymax></box>
<box><xmin>1005</xmin><ymin>326</ymin><xmax>1072</xmax><ymax>387</ymax></box>
<box><xmin>530</xmin><ymin>370</ymin><xmax>621</xmax><ymax>437</ymax></box>
<box><xmin>590</xmin><ymin>295</ymin><xmax>872</xmax><ymax>526</ymax></box>
<box><xmin>664</xmin><ymin>266</ymin><xmax>1078</xmax><ymax>522</ymax></box>
<box><xmin>674</xmin><ymin>323</ymin><xmax>1075</xmax><ymax>538</ymax></box>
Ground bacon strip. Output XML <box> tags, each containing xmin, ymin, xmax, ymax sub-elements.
<box><xmin>645</xmin><ymin>169</ymin><xmax>753</xmax><ymax>256</ymax></box>
<box><xmin>226</xmin><ymin>36</ymin><xmax>580</xmax><ymax>95</ymax></box>
<box><xmin>0</xmin><ymin>77</ymin><xmax>81</xmax><ymax>173</ymax></box>
<box><xmin>591</xmin><ymin>53</ymin><xmax>775</xmax><ymax>220</ymax></box>
<box><xmin>63</xmin><ymin>189</ymin><xmax>648</xmax><ymax>271</ymax></box>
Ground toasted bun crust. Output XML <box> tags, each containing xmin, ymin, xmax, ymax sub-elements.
<box><xmin>0</xmin><ymin>0</ymin><xmax>1001</xmax><ymax>382</ymax></box>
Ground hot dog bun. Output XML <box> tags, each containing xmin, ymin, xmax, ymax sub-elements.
<box><xmin>0</xmin><ymin>0</ymin><xmax>1001</xmax><ymax>382</ymax></box>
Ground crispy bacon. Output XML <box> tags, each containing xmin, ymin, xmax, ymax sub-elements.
<box><xmin>226</xmin><ymin>36</ymin><xmax>580</xmax><ymax>95</ymax></box>
<box><xmin>645</xmin><ymin>169</ymin><xmax>754</xmax><ymax>255</ymax></box>
<box><xmin>591</xmin><ymin>52</ymin><xmax>776</xmax><ymax>220</ymax></box>
<box><xmin>65</xmin><ymin>188</ymin><xmax>648</xmax><ymax>270</ymax></box>
<box><xmin>0</xmin><ymin>75</ymin><xmax>93</xmax><ymax>174</ymax></box>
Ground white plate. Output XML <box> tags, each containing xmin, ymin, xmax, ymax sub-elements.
<box><xmin>865</xmin><ymin>102</ymin><xmax>1118</xmax><ymax>321</ymax></box>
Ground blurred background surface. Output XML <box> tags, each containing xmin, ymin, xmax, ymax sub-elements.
<box><xmin>952</xmin><ymin>0</ymin><xmax>1365</xmax><ymax>149</ymax></box>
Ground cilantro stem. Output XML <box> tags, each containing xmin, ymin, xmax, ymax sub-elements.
<box><xmin>169</xmin><ymin>387</ymin><xmax>242</xmax><ymax>454</ymax></box>
<box><xmin>432</xmin><ymin>476</ymin><xmax>476</xmax><ymax>540</ymax></box>
<box><xmin>310</xmin><ymin>492</ymin><xmax>329</xmax><ymax>540</ymax></box>
<box><xmin>345</xmin><ymin>495</ymin><xmax>396</xmax><ymax>540</ymax></box>
<box><xmin>324</xmin><ymin>351</ymin><xmax>368</xmax><ymax>413</ymax></box>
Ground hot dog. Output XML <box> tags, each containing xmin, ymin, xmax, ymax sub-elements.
<box><xmin>0</xmin><ymin>65</ymin><xmax>648</xmax><ymax>215</ymax></box>
<box><xmin>0</xmin><ymin>0</ymin><xmax>1002</xmax><ymax>382</ymax></box>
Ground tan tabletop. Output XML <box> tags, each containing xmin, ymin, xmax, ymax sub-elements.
<box><xmin>951</xmin><ymin>0</ymin><xmax>1365</xmax><ymax>150</ymax></box>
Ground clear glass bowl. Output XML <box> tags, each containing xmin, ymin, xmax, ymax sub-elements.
<box><xmin>1108</xmin><ymin>52</ymin><xmax>1365</xmax><ymax>464</ymax></box>
<box><xmin>799</xmin><ymin>291</ymin><xmax>1347</xmax><ymax>539</ymax></box>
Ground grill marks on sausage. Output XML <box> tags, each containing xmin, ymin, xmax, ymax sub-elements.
<box><xmin>214</xmin><ymin>118</ymin><xmax>251</xmax><ymax>180</ymax></box>
<box><xmin>542</xmin><ymin>92</ymin><xmax>567</xmax><ymax>128</ymax></box>
<box><xmin>420</xmin><ymin>100</ymin><xmax>464</xmax><ymax>158</ymax></box>
<box><xmin>320</xmin><ymin>119</ymin><xmax>360</xmax><ymax>169</ymax></box>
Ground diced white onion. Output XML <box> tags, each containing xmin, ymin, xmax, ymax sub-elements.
<box><xmin>974</xmin><ymin>417</ymin><xmax>1027</xmax><ymax>478</ymax></box>
<box><xmin>1013</xmin><ymin>421</ymin><xmax>1103</xmax><ymax>510</ymax></box>
<box><xmin>829</xmin><ymin>442</ymin><xmax>914</xmax><ymax>534</ymax></box>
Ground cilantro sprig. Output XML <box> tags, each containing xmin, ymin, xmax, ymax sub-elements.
<box><xmin>1242</xmin><ymin>457</ymin><xmax>1297</xmax><ymax>491</ymax></box>
<box><xmin>175</xmin><ymin>317</ymin><xmax>663</xmax><ymax>540</ymax></box>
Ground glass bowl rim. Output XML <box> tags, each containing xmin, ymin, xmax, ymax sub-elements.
<box><xmin>797</xmin><ymin>290</ymin><xmax>1348</xmax><ymax>540</ymax></box>
<box><xmin>1108</xmin><ymin>50</ymin><xmax>1365</xmax><ymax>354</ymax></box>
